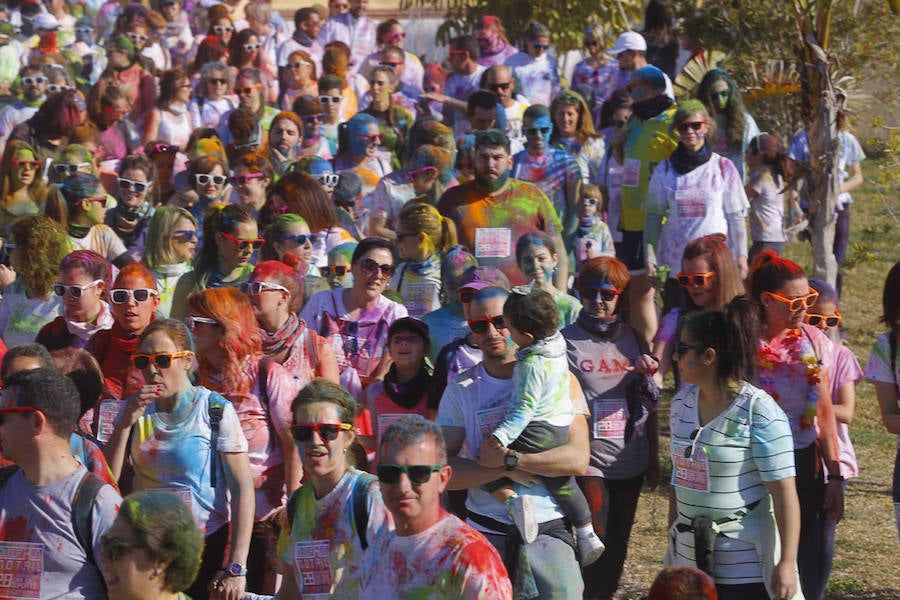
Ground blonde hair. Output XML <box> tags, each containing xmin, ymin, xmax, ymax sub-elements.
<box><xmin>397</xmin><ymin>202</ymin><xmax>457</xmax><ymax>256</ymax></box>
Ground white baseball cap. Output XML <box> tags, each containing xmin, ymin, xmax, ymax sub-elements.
<box><xmin>32</xmin><ymin>12</ymin><xmax>60</xmax><ymax>31</ymax></box>
<box><xmin>608</xmin><ymin>31</ymin><xmax>647</xmax><ymax>55</ymax></box>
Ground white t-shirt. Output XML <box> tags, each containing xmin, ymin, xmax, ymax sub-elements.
<box><xmin>69</xmin><ymin>224</ymin><xmax>129</xmax><ymax>263</ymax></box>
<box><xmin>0</xmin><ymin>465</ymin><xmax>121</xmax><ymax>599</ymax></box>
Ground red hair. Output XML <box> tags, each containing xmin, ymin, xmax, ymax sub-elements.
<box><xmin>188</xmin><ymin>287</ymin><xmax>262</xmax><ymax>396</ymax></box>
<box><xmin>648</xmin><ymin>566</ymin><xmax>717</xmax><ymax>600</ymax></box>
<box><xmin>748</xmin><ymin>250</ymin><xmax>806</xmax><ymax>302</ymax></box>
<box><xmin>114</xmin><ymin>262</ymin><xmax>158</xmax><ymax>291</ymax></box>
<box><xmin>250</xmin><ymin>260</ymin><xmax>304</xmax><ymax>313</ymax></box>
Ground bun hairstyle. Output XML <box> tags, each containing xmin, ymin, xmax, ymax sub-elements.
<box><xmin>681</xmin><ymin>295</ymin><xmax>760</xmax><ymax>383</ymax></box>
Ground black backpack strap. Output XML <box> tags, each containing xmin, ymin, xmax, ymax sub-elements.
<box><xmin>351</xmin><ymin>472</ymin><xmax>376</xmax><ymax>551</ymax></box>
<box><xmin>72</xmin><ymin>472</ymin><xmax>105</xmax><ymax>566</ymax></box>
<box><xmin>208</xmin><ymin>395</ymin><xmax>225</xmax><ymax>488</ymax></box>
<box><xmin>258</xmin><ymin>357</ymin><xmax>273</xmax><ymax>412</ymax></box>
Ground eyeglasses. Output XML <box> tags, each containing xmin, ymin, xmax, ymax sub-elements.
<box><xmin>805</xmin><ymin>311</ymin><xmax>842</xmax><ymax>329</ymax></box>
<box><xmin>676</xmin><ymin>271</ymin><xmax>716</xmax><ymax>288</ymax></box>
<box><xmin>676</xmin><ymin>121</ymin><xmax>706</xmax><ymax>133</ymax></box>
<box><xmin>301</xmin><ymin>113</ymin><xmax>323</xmax><ymax>123</ymax></box>
<box><xmin>132</xmin><ymin>351</ymin><xmax>191</xmax><ymax>370</ymax></box>
<box><xmin>22</xmin><ymin>76</ymin><xmax>46</xmax><ymax>85</ymax></box>
<box><xmin>207</xmin><ymin>78</ymin><xmax>228</xmax><ymax>85</ymax></box>
<box><xmin>765</xmin><ymin>288</ymin><xmax>819</xmax><ymax>312</ymax></box>
<box><xmin>674</xmin><ymin>341</ymin><xmax>706</xmax><ymax>358</ymax></box>
<box><xmin>195</xmin><ymin>173</ymin><xmax>227</xmax><ymax>186</ymax></box>
<box><xmin>185</xmin><ymin>315</ymin><xmax>218</xmax><ymax>330</ymax></box>
<box><xmin>47</xmin><ymin>84</ymin><xmax>71</xmax><ymax>93</ymax></box>
<box><xmin>358</xmin><ymin>257</ymin><xmax>395</xmax><ymax>278</ymax></box>
<box><xmin>212</xmin><ymin>26</ymin><xmax>234</xmax><ymax>34</ymax></box>
<box><xmin>99</xmin><ymin>535</ymin><xmax>144</xmax><ymax>562</ymax></box>
<box><xmin>289</xmin><ymin>60</ymin><xmax>312</xmax><ymax>69</ymax></box>
<box><xmin>220</xmin><ymin>231</ymin><xmax>264</xmax><ymax>250</ymax></box>
<box><xmin>524</xmin><ymin>127</ymin><xmax>551</xmax><ymax>136</ymax></box>
<box><xmin>234</xmin><ymin>85</ymin><xmax>261</xmax><ymax>96</ymax></box>
<box><xmin>582</xmin><ymin>197</ymin><xmax>599</xmax><ymax>206</ymax></box>
<box><xmin>102</xmin><ymin>106</ymin><xmax>128</xmax><ymax>118</ymax></box>
<box><xmin>117</xmin><ymin>177</ymin><xmax>151</xmax><ymax>193</ymax></box>
<box><xmin>376</xmin><ymin>463</ymin><xmax>442</xmax><ymax>485</ymax></box>
<box><xmin>488</xmin><ymin>81</ymin><xmax>511</xmax><ymax>92</ymax></box>
<box><xmin>243</xmin><ymin>43</ymin><xmax>261</xmax><ymax>51</ymax></box>
<box><xmin>52</xmin><ymin>279</ymin><xmax>103</xmax><ymax>298</ymax></box>
<box><xmin>53</xmin><ymin>163</ymin><xmax>90</xmax><ymax>176</ymax></box>
<box><xmin>407</xmin><ymin>166</ymin><xmax>437</xmax><ymax>181</ymax></box>
<box><xmin>531</xmin><ymin>43</ymin><xmax>550</xmax><ymax>50</ymax></box>
<box><xmin>0</xmin><ymin>406</ymin><xmax>41</xmax><ymax>426</ymax></box>
<box><xmin>110</xmin><ymin>288</ymin><xmax>158</xmax><ymax>304</ymax></box>
<box><xmin>148</xmin><ymin>143</ymin><xmax>178</xmax><ymax>154</ymax></box>
<box><xmin>318</xmin><ymin>172</ymin><xmax>339</xmax><ymax>187</ymax></box>
<box><xmin>579</xmin><ymin>287</ymin><xmax>620</xmax><ymax>302</ymax></box>
<box><xmin>173</xmin><ymin>229</ymin><xmax>198</xmax><ymax>242</ymax></box>
<box><xmin>12</xmin><ymin>159</ymin><xmax>39</xmax><ymax>170</ymax></box>
<box><xmin>230</xmin><ymin>172</ymin><xmax>265</xmax><ymax>185</ymax></box>
<box><xmin>355</xmin><ymin>132</ymin><xmax>382</xmax><ymax>145</ymax></box>
<box><xmin>290</xmin><ymin>422</ymin><xmax>352</xmax><ymax>442</ymax></box>
<box><xmin>468</xmin><ymin>314</ymin><xmax>506</xmax><ymax>334</ymax></box>
<box><xmin>243</xmin><ymin>281</ymin><xmax>289</xmax><ymax>295</ymax></box>
<box><xmin>318</xmin><ymin>95</ymin><xmax>342</xmax><ymax>104</ymax></box>
<box><xmin>277</xmin><ymin>233</ymin><xmax>319</xmax><ymax>246</ymax></box>
<box><xmin>320</xmin><ymin>265</ymin><xmax>349</xmax><ymax>277</ymax></box>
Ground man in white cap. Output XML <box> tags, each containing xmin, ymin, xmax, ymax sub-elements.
<box><xmin>25</xmin><ymin>12</ymin><xmax>60</xmax><ymax>64</ymax></box>
<box><xmin>606</xmin><ymin>31</ymin><xmax>674</xmax><ymax>101</ymax></box>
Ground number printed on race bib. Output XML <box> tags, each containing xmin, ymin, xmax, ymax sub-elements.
<box><xmin>593</xmin><ymin>399</ymin><xmax>628</xmax><ymax>439</ymax></box>
<box><xmin>675</xmin><ymin>188</ymin><xmax>707</xmax><ymax>219</ymax></box>
<box><xmin>0</xmin><ymin>542</ymin><xmax>43</xmax><ymax>599</ymax></box>
<box><xmin>623</xmin><ymin>159</ymin><xmax>641</xmax><ymax>187</ymax></box>
<box><xmin>293</xmin><ymin>540</ymin><xmax>332</xmax><ymax>598</ymax></box>
<box><xmin>671</xmin><ymin>441</ymin><xmax>710</xmax><ymax>492</ymax></box>
<box><xmin>475</xmin><ymin>228</ymin><xmax>512</xmax><ymax>258</ymax></box>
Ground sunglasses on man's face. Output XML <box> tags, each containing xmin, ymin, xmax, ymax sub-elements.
<box><xmin>320</xmin><ymin>265</ymin><xmax>349</xmax><ymax>277</ymax></box>
<box><xmin>524</xmin><ymin>127</ymin><xmax>551</xmax><ymax>136</ymax></box>
<box><xmin>131</xmin><ymin>351</ymin><xmax>191</xmax><ymax>370</ymax></box>
<box><xmin>230</xmin><ymin>172</ymin><xmax>265</xmax><ymax>186</ymax></box>
<box><xmin>22</xmin><ymin>76</ymin><xmax>46</xmax><ymax>86</ymax></box>
<box><xmin>376</xmin><ymin>463</ymin><xmax>442</xmax><ymax>485</ymax></box>
<box><xmin>54</xmin><ymin>163</ymin><xmax>90</xmax><ymax>176</ymax></box>
<box><xmin>318</xmin><ymin>95</ymin><xmax>342</xmax><ymax>104</ymax></box>
<box><xmin>468</xmin><ymin>314</ymin><xmax>506</xmax><ymax>335</ymax></box>
<box><xmin>290</xmin><ymin>422</ymin><xmax>352</xmax><ymax>443</ymax></box>
<box><xmin>207</xmin><ymin>78</ymin><xmax>228</xmax><ymax>86</ymax></box>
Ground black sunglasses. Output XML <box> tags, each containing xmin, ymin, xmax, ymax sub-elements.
<box><xmin>277</xmin><ymin>233</ymin><xmax>319</xmax><ymax>246</ymax></box>
<box><xmin>320</xmin><ymin>265</ymin><xmax>349</xmax><ymax>277</ymax></box>
<box><xmin>358</xmin><ymin>257</ymin><xmax>395</xmax><ymax>278</ymax></box>
<box><xmin>290</xmin><ymin>422</ymin><xmax>352</xmax><ymax>442</ymax></box>
<box><xmin>805</xmin><ymin>312</ymin><xmax>841</xmax><ymax>329</ymax></box>
<box><xmin>376</xmin><ymin>463</ymin><xmax>442</xmax><ymax>485</ymax></box>
<box><xmin>524</xmin><ymin>126</ymin><xmax>551</xmax><ymax>136</ymax></box>
<box><xmin>579</xmin><ymin>287</ymin><xmax>620</xmax><ymax>302</ymax></box>
<box><xmin>468</xmin><ymin>314</ymin><xmax>506</xmax><ymax>334</ymax></box>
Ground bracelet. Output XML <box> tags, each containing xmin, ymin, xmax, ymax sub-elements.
<box><xmin>827</xmin><ymin>474</ymin><xmax>845</xmax><ymax>482</ymax></box>
<box><xmin>648</xmin><ymin>354</ymin><xmax>660</xmax><ymax>365</ymax></box>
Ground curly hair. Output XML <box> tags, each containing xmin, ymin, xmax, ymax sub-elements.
<box><xmin>188</xmin><ymin>287</ymin><xmax>262</xmax><ymax>396</ymax></box>
<box><xmin>10</xmin><ymin>215</ymin><xmax>71</xmax><ymax>298</ymax></box>
<box><xmin>118</xmin><ymin>490</ymin><xmax>204</xmax><ymax>593</ymax></box>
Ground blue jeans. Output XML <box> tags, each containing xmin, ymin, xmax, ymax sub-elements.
<box><xmin>484</xmin><ymin>530</ymin><xmax>584</xmax><ymax>600</ymax></box>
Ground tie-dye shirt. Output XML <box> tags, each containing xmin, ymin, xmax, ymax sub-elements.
<box><xmin>512</xmin><ymin>147</ymin><xmax>582</xmax><ymax>229</ymax></box>
<box><xmin>317</xmin><ymin>13</ymin><xmax>377</xmax><ymax>71</ymax></box>
<box><xmin>130</xmin><ymin>386</ymin><xmax>248</xmax><ymax>534</ymax></box>
<box><xmin>571</xmin><ymin>58</ymin><xmax>619</xmax><ymax>103</ymax></box>
<box><xmin>505</xmin><ymin>52</ymin><xmax>560</xmax><ymax>107</ymax></box>
<box><xmin>361</xmin><ymin>511</ymin><xmax>513</xmax><ymax>599</ymax></box>
<box><xmin>437</xmin><ymin>180</ymin><xmax>562</xmax><ymax>287</ymax></box>
<box><xmin>278</xmin><ymin>468</ymin><xmax>392</xmax><ymax>599</ymax></box>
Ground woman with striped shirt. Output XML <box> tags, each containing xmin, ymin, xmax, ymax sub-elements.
<box><xmin>667</xmin><ymin>296</ymin><xmax>802</xmax><ymax>600</ymax></box>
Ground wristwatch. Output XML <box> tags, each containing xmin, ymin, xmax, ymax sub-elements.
<box><xmin>225</xmin><ymin>562</ymin><xmax>247</xmax><ymax>577</ymax></box>
<box><xmin>504</xmin><ymin>450</ymin><xmax>519</xmax><ymax>471</ymax></box>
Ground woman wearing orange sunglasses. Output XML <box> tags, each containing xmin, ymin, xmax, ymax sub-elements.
<box><xmin>748</xmin><ymin>251</ymin><xmax>843</xmax><ymax>600</ymax></box>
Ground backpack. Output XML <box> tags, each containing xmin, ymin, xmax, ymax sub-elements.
<box><xmin>0</xmin><ymin>466</ymin><xmax>105</xmax><ymax>565</ymax></box>
<box><xmin>285</xmin><ymin>472</ymin><xmax>375</xmax><ymax>550</ymax></box>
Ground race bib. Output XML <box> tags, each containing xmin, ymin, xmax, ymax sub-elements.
<box><xmin>155</xmin><ymin>487</ymin><xmax>193</xmax><ymax>513</ymax></box>
<box><xmin>671</xmin><ymin>442</ymin><xmax>710</xmax><ymax>492</ymax></box>
<box><xmin>609</xmin><ymin>164</ymin><xmax>624</xmax><ymax>188</ymax></box>
<box><xmin>622</xmin><ymin>159</ymin><xmax>641</xmax><ymax>187</ymax></box>
<box><xmin>476</xmin><ymin>406</ymin><xmax>507</xmax><ymax>438</ymax></box>
<box><xmin>97</xmin><ymin>400</ymin><xmax>125</xmax><ymax>443</ymax></box>
<box><xmin>675</xmin><ymin>187</ymin><xmax>707</xmax><ymax>219</ymax></box>
<box><xmin>402</xmin><ymin>281</ymin><xmax>436</xmax><ymax>316</ymax></box>
<box><xmin>293</xmin><ymin>540</ymin><xmax>332</xmax><ymax>598</ymax></box>
<box><xmin>0</xmin><ymin>542</ymin><xmax>43</xmax><ymax>599</ymax></box>
<box><xmin>592</xmin><ymin>399</ymin><xmax>628</xmax><ymax>439</ymax></box>
<box><xmin>474</xmin><ymin>228</ymin><xmax>511</xmax><ymax>258</ymax></box>
<box><xmin>377</xmin><ymin>414</ymin><xmax>407</xmax><ymax>441</ymax></box>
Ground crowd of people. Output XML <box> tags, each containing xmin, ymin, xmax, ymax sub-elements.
<box><xmin>0</xmin><ymin>0</ymin><xmax>890</xmax><ymax>599</ymax></box>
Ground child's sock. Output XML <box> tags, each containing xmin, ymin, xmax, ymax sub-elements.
<box><xmin>575</xmin><ymin>523</ymin><xmax>595</xmax><ymax>539</ymax></box>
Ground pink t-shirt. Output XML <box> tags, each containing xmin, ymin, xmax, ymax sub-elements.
<box><xmin>827</xmin><ymin>343</ymin><xmax>863</xmax><ymax>478</ymax></box>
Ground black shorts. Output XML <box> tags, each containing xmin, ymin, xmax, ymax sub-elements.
<box><xmin>614</xmin><ymin>230</ymin><xmax>646</xmax><ymax>274</ymax></box>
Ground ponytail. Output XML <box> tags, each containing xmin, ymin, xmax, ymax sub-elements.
<box><xmin>682</xmin><ymin>295</ymin><xmax>760</xmax><ymax>384</ymax></box>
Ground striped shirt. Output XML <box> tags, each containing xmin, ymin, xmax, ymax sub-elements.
<box><xmin>669</xmin><ymin>382</ymin><xmax>795</xmax><ymax>583</ymax></box>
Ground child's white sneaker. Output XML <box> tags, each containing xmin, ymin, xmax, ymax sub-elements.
<box><xmin>577</xmin><ymin>530</ymin><xmax>605</xmax><ymax>566</ymax></box>
<box><xmin>506</xmin><ymin>495</ymin><xmax>538</xmax><ymax>544</ymax></box>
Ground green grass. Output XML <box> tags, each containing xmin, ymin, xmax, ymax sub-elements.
<box><xmin>617</xmin><ymin>164</ymin><xmax>900</xmax><ymax>599</ymax></box>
